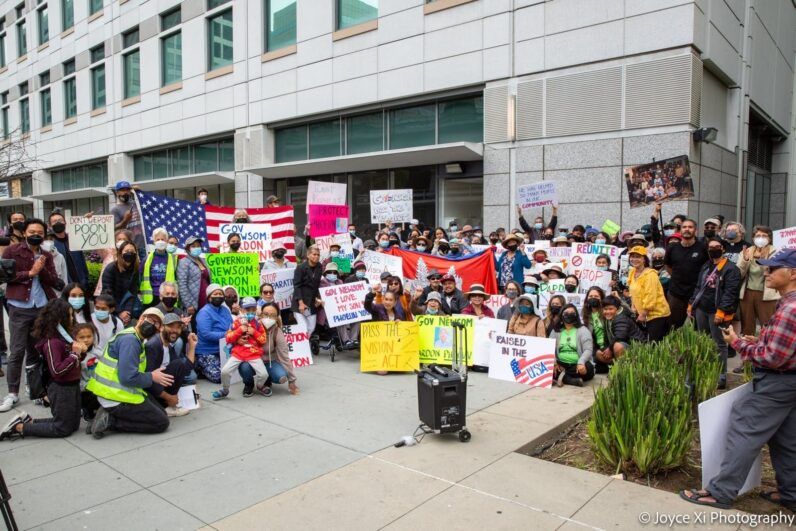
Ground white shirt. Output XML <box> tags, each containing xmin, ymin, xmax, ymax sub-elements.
<box><xmin>92</xmin><ymin>314</ymin><xmax>125</xmax><ymax>351</ymax></box>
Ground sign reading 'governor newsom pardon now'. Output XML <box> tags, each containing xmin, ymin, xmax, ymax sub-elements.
<box><xmin>206</xmin><ymin>252</ymin><xmax>260</xmax><ymax>297</ymax></box>
<box><xmin>370</xmin><ymin>189</ymin><xmax>413</xmax><ymax>223</ymax></box>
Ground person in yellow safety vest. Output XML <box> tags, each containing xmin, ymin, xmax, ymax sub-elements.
<box><xmin>86</xmin><ymin>307</ymin><xmax>172</xmax><ymax>438</ymax></box>
<box><xmin>140</xmin><ymin>227</ymin><xmax>177</xmax><ymax>308</ymax></box>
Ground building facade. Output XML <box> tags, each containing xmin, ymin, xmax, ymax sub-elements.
<box><xmin>0</xmin><ymin>0</ymin><xmax>794</xmax><ymax>240</ymax></box>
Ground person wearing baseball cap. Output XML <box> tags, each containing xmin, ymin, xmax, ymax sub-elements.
<box><xmin>626</xmin><ymin>246</ymin><xmax>670</xmax><ymax>341</ymax></box>
<box><xmin>84</xmin><ymin>307</ymin><xmax>172</xmax><ymax>439</ymax></box>
<box><xmin>110</xmin><ymin>180</ymin><xmax>147</xmax><ymax>254</ymax></box>
<box><xmin>440</xmin><ymin>274</ymin><xmax>467</xmax><ymax>314</ymax></box>
<box><xmin>682</xmin><ymin>248</ymin><xmax>796</xmax><ymax>511</ymax></box>
<box><xmin>263</xmin><ymin>240</ymin><xmax>293</xmax><ymax>271</ymax></box>
<box><xmin>142</xmin><ymin>313</ymin><xmax>197</xmax><ymax>417</ymax></box>
<box><xmin>265</xmin><ymin>195</ymin><xmax>281</xmax><ymax>208</ymax></box>
<box><xmin>702</xmin><ymin>218</ymin><xmax>721</xmax><ymax>241</ymax></box>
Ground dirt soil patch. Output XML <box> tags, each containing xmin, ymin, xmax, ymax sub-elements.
<box><xmin>521</xmin><ymin>373</ymin><xmax>789</xmax><ymax>515</ymax></box>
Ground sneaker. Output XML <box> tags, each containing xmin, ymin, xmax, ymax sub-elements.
<box><xmin>555</xmin><ymin>372</ymin><xmax>566</xmax><ymax>388</ymax></box>
<box><xmin>256</xmin><ymin>385</ymin><xmax>272</xmax><ymax>397</ymax></box>
<box><xmin>732</xmin><ymin>366</ymin><xmax>744</xmax><ymax>374</ymax></box>
<box><xmin>717</xmin><ymin>377</ymin><xmax>727</xmax><ymax>390</ymax></box>
<box><xmin>344</xmin><ymin>340</ymin><xmax>355</xmax><ymax>350</ymax></box>
<box><xmin>91</xmin><ymin>407</ymin><xmax>113</xmax><ymax>439</ymax></box>
<box><xmin>165</xmin><ymin>406</ymin><xmax>190</xmax><ymax>417</ymax></box>
<box><xmin>242</xmin><ymin>385</ymin><xmax>254</xmax><ymax>398</ymax></box>
<box><xmin>0</xmin><ymin>394</ymin><xmax>19</xmax><ymax>413</ymax></box>
<box><xmin>212</xmin><ymin>389</ymin><xmax>229</xmax><ymax>401</ymax></box>
<box><xmin>562</xmin><ymin>375</ymin><xmax>584</xmax><ymax>387</ymax></box>
<box><xmin>0</xmin><ymin>413</ymin><xmax>28</xmax><ymax>440</ymax></box>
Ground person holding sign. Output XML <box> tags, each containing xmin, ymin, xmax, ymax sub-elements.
<box><xmin>497</xmin><ymin>234</ymin><xmax>532</xmax><ymax>290</ymax></box>
<box><xmin>365</xmin><ymin>286</ymin><xmax>411</xmax><ymax>375</ymax></box>
<box><xmin>49</xmin><ymin>211</ymin><xmax>89</xmax><ymax>288</ymax></box>
<box><xmin>627</xmin><ymin>246</ymin><xmax>671</xmax><ymax>341</ymax></box>
<box><xmin>550</xmin><ymin>304</ymin><xmax>595</xmax><ymax>387</ymax></box>
<box><xmin>508</xmin><ymin>294</ymin><xmax>546</xmax><ymax>337</ymax></box>
<box><xmin>195</xmin><ymin>284</ymin><xmax>233</xmax><ymax>383</ymax></box>
<box><xmin>140</xmin><ymin>227</ymin><xmax>178</xmax><ymax>309</ymax></box>
<box><xmin>317</xmin><ymin>263</ymin><xmax>354</xmax><ymax>346</ymax></box>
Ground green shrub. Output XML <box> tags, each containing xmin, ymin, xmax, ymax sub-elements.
<box><xmin>662</xmin><ymin>321</ymin><xmax>722</xmax><ymax>403</ymax></box>
<box><xmin>86</xmin><ymin>261</ymin><xmax>103</xmax><ymax>295</ymax></box>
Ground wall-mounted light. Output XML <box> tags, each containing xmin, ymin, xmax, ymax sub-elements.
<box><xmin>693</xmin><ymin>127</ymin><xmax>718</xmax><ymax>143</ymax></box>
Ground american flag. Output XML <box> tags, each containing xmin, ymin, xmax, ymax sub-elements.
<box><xmin>510</xmin><ymin>354</ymin><xmax>556</xmax><ymax>388</ymax></box>
<box><xmin>134</xmin><ymin>190</ymin><xmax>296</xmax><ymax>260</ymax></box>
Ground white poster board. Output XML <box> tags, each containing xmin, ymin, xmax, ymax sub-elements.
<box><xmin>283</xmin><ymin>321</ymin><xmax>313</xmax><ymax>367</ymax></box>
<box><xmin>315</xmin><ymin>232</ymin><xmax>355</xmax><ymax>260</ymax></box>
<box><xmin>488</xmin><ymin>334</ymin><xmax>557</xmax><ymax>388</ymax></box>
<box><xmin>177</xmin><ymin>385</ymin><xmax>200</xmax><ymax>410</ymax></box>
<box><xmin>773</xmin><ymin>226</ymin><xmax>796</xmax><ymax>250</ymax></box>
<box><xmin>574</xmin><ymin>268</ymin><xmax>612</xmax><ymax>294</ymax></box>
<box><xmin>219</xmin><ymin>223</ymin><xmax>273</xmax><ymax>263</ymax></box>
<box><xmin>518</xmin><ymin>181</ymin><xmax>558</xmax><ymax>209</ymax></box>
<box><xmin>319</xmin><ymin>281</ymin><xmax>372</xmax><ymax>327</ymax></box>
<box><xmin>569</xmin><ymin>242</ymin><xmax>621</xmax><ymax>272</ymax></box>
<box><xmin>473</xmin><ymin>317</ymin><xmax>508</xmax><ymax>366</ymax></box>
<box><xmin>370</xmin><ymin>189</ymin><xmax>413</xmax><ymax>223</ymax></box>
<box><xmin>538</xmin><ymin>279</ymin><xmax>566</xmax><ymax>312</ymax></box>
<box><xmin>360</xmin><ymin>250</ymin><xmax>403</xmax><ymax>286</ymax></box>
<box><xmin>66</xmin><ymin>215</ymin><xmax>115</xmax><ymax>251</ymax></box>
<box><xmin>259</xmin><ymin>268</ymin><xmax>294</xmax><ymax>310</ymax></box>
<box><xmin>306</xmin><ymin>181</ymin><xmax>347</xmax><ymax>213</ymax></box>
<box><xmin>698</xmin><ymin>383</ymin><xmax>761</xmax><ymax>496</ymax></box>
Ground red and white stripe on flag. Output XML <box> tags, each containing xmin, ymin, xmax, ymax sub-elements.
<box><xmin>205</xmin><ymin>205</ymin><xmax>296</xmax><ymax>262</ymax></box>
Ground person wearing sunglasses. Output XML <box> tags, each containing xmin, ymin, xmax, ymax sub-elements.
<box><xmin>681</xmin><ymin>248</ymin><xmax>796</xmax><ymax>512</ymax></box>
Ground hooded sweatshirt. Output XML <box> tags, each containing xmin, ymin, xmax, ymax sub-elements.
<box><xmin>36</xmin><ymin>336</ymin><xmax>81</xmax><ymax>384</ymax></box>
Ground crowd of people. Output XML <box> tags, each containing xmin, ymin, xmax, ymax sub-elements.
<box><xmin>0</xmin><ymin>181</ymin><xmax>793</xmax><ymax>499</ymax></box>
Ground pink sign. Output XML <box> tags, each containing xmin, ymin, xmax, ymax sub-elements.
<box><xmin>308</xmin><ymin>204</ymin><xmax>350</xmax><ymax>238</ymax></box>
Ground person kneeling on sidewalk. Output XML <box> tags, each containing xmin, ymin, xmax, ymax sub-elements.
<box><xmin>1</xmin><ymin>299</ymin><xmax>86</xmax><ymax>440</ymax></box>
<box><xmin>549</xmin><ymin>304</ymin><xmax>595</xmax><ymax>387</ymax></box>
<box><xmin>213</xmin><ymin>298</ymin><xmax>268</xmax><ymax>400</ymax></box>
<box><xmin>144</xmin><ymin>313</ymin><xmax>197</xmax><ymax>417</ymax></box>
<box><xmin>85</xmin><ymin>308</ymin><xmax>172</xmax><ymax>439</ymax></box>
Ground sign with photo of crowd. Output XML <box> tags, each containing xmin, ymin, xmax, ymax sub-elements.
<box><xmin>624</xmin><ymin>155</ymin><xmax>694</xmax><ymax>208</ymax></box>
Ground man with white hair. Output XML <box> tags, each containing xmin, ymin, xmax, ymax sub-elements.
<box><xmin>140</xmin><ymin>227</ymin><xmax>178</xmax><ymax>309</ymax></box>
<box><xmin>154</xmin><ymin>281</ymin><xmax>193</xmax><ymax>330</ymax></box>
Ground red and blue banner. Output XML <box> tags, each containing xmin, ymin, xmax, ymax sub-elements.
<box><xmin>387</xmin><ymin>248</ymin><xmax>498</xmax><ymax>294</ymax></box>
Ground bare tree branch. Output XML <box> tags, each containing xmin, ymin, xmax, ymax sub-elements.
<box><xmin>0</xmin><ymin>129</ymin><xmax>37</xmax><ymax>181</ymax></box>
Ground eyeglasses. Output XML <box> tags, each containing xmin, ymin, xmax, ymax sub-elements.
<box><xmin>261</xmin><ymin>290</ymin><xmax>274</xmax><ymax>295</ymax></box>
<box><xmin>388</xmin><ymin>282</ymin><xmax>400</xmax><ymax>286</ymax></box>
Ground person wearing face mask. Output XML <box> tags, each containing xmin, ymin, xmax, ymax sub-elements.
<box><xmin>195</xmin><ymin>284</ymin><xmax>233</xmax><ymax>384</ymax></box>
<box><xmin>94</xmin><ymin>230</ymin><xmax>134</xmax><ymax>297</ymax></box>
<box><xmin>43</xmin><ymin>232</ymin><xmax>69</xmax><ymax>291</ymax></box>
<box><xmin>508</xmin><ymin>294</ymin><xmax>546</xmax><ymax>336</ymax></box>
<box><xmin>49</xmin><ymin>210</ymin><xmax>89</xmax><ymax>287</ymax></box>
<box><xmin>388</xmin><ymin>232</ymin><xmax>402</xmax><ymax>249</ymax></box>
<box><xmin>110</xmin><ymin>182</ymin><xmax>147</xmax><ymax>260</ymax></box>
<box><xmin>581</xmin><ymin>287</ymin><xmax>609</xmax><ymax>372</ymax></box>
<box><xmin>101</xmin><ymin>241</ymin><xmax>142</xmax><ymax>327</ymax></box>
<box><xmin>177</xmin><ymin>236</ymin><xmax>211</xmax><ymax>322</ymax></box>
<box><xmin>544</xmin><ymin>295</ymin><xmax>566</xmax><ymax>336</ymax></box>
<box><xmin>85</xmin><ymin>307</ymin><xmax>172</xmax><ymax>438</ymax></box>
<box><xmin>92</xmin><ymin>294</ymin><xmax>124</xmax><ymax>351</ymax></box>
<box><xmin>688</xmin><ymin>238</ymin><xmax>741</xmax><ymax>389</ymax></box>
<box><xmin>0</xmin><ymin>218</ymin><xmax>60</xmax><ymax>413</ymax></box>
<box><xmin>195</xmin><ymin>188</ymin><xmax>211</xmax><ymax>206</ymax></box>
<box><xmin>736</xmin><ymin>226</ymin><xmax>780</xmax><ymax>342</ymax></box>
<box><xmin>413</xmin><ymin>235</ymin><xmax>432</xmax><ymax>254</ymax></box>
<box><xmin>376</xmin><ymin>233</ymin><xmax>391</xmax><ymax>253</ymax></box>
<box><xmin>232</xmin><ymin>209</ymin><xmax>251</xmax><ymax>225</ymax></box>
<box><xmin>347</xmin><ymin>224</ymin><xmax>364</xmax><ymax>253</ymax></box>
<box><xmin>154</xmin><ymin>281</ymin><xmax>192</xmax><ymax>330</ymax></box>
<box><xmin>256</xmin><ymin>303</ymin><xmax>299</xmax><ymax>396</ymax></box>
<box><xmin>701</xmin><ymin>218</ymin><xmax>721</xmax><ymax>244</ymax></box>
<box><xmin>496</xmin><ymin>280</ymin><xmax>522</xmax><ymax>320</ymax></box>
<box><xmin>316</xmin><ymin>263</ymin><xmax>355</xmax><ymax>347</ymax></box>
<box><xmin>627</xmin><ymin>246</ymin><xmax>671</xmax><ymax>341</ymax></box>
<box><xmin>262</xmin><ymin>242</ymin><xmax>294</xmax><ymax>271</ymax></box>
<box><xmin>563</xmin><ymin>275</ymin><xmax>579</xmax><ymax>294</ymax></box>
<box><xmin>721</xmin><ymin>221</ymin><xmax>749</xmax><ymax>263</ymax></box>
<box><xmin>166</xmin><ymin>236</ymin><xmax>180</xmax><ymax>257</ymax></box>
<box><xmin>517</xmin><ymin>204</ymin><xmax>558</xmax><ymax>242</ymax></box>
<box><xmin>496</xmin><ymin>234</ymin><xmax>532</xmax><ymax>290</ymax></box>
<box><xmin>531</xmin><ymin>249</ymin><xmax>549</xmax><ymax>272</ymax></box>
<box><xmin>226</xmin><ymin>233</ymin><xmax>243</xmax><ymax>253</ymax></box>
<box><xmin>3</xmin><ymin>210</ymin><xmax>26</xmax><ymax>247</ymax></box>
<box><xmin>411</xmin><ymin>290</ymin><xmax>446</xmax><ymax>316</ymax></box>
<box><xmin>433</xmin><ymin>238</ymin><xmax>451</xmax><ymax>257</ymax></box>
<box><xmin>521</xmin><ymin>276</ymin><xmax>540</xmax><ymax>305</ymax></box>
<box><xmin>140</xmin><ymin>227</ymin><xmax>177</xmax><ymax>309</ymax></box>
<box><xmin>61</xmin><ymin>282</ymin><xmax>92</xmax><ymax>324</ymax></box>
<box><xmin>143</xmin><ymin>313</ymin><xmax>196</xmax><ymax>417</ymax></box>
<box><xmin>664</xmin><ymin>219</ymin><xmax>709</xmax><ymax>328</ymax></box>
<box><xmin>212</xmin><ymin>298</ymin><xmax>269</xmax><ymax>400</ymax></box>
<box><xmin>550</xmin><ymin>304</ymin><xmax>595</xmax><ymax>387</ymax></box>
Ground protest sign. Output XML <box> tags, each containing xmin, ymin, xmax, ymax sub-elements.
<box><xmin>319</xmin><ymin>281</ymin><xmax>372</xmax><ymax>327</ymax></box>
<box><xmin>415</xmin><ymin>314</ymin><xmax>475</xmax><ymax>365</ymax></box>
<box><xmin>601</xmin><ymin>219</ymin><xmax>620</xmax><ymax>237</ymax></box>
<box><xmin>618</xmin><ymin>255</ymin><xmax>630</xmax><ymax>284</ymax></box>
<box><xmin>219</xmin><ymin>223</ymin><xmax>273</xmax><ymax>263</ymax></box>
<box><xmin>473</xmin><ymin>317</ymin><xmax>508</xmax><ymax>366</ymax></box>
<box><xmin>306</xmin><ymin>180</ymin><xmax>347</xmax><ymax>213</ymax></box>
<box><xmin>773</xmin><ymin>226</ymin><xmax>796</xmax><ymax>249</ymax></box>
<box><xmin>308</xmin><ymin>204</ymin><xmax>349</xmax><ymax>238</ymax></box>
<box><xmin>518</xmin><ymin>181</ymin><xmax>557</xmax><ymax>209</ymax></box>
<box><xmin>471</xmin><ymin>244</ymin><xmax>505</xmax><ymax>260</ymax></box>
<box><xmin>283</xmin><ymin>321</ymin><xmax>313</xmax><ymax>367</ymax></box>
<box><xmin>361</xmin><ymin>250</ymin><xmax>403</xmax><ymax>286</ymax></box>
<box><xmin>316</xmin><ymin>233</ymin><xmax>354</xmax><ymax>260</ymax></box>
<box><xmin>562</xmin><ymin>292</ymin><xmax>586</xmax><ymax>313</ymax></box>
<box><xmin>66</xmin><ymin>215</ymin><xmax>115</xmax><ymax>251</ymax></box>
<box><xmin>488</xmin><ymin>334</ymin><xmax>556</xmax><ymax>388</ymax></box>
<box><xmin>370</xmin><ymin>189</ymin><xmax>413</xmax><ymax>223</ymax></box>
<box><xmin>699</xmin><ymin>383</ymin><xmax>761</xmax><ymax>496</ymax></box>
<box><xmin>259</xmin><ymin>268</ymin><xmax>294</xmax><ymax>310</ymax></box>
<box><xmin>485</xmin><ymin>294</ymin><xmax>510</xmax><ymax>316</ymax></box>
<box><xmin>546</xmin><ymin>245</ymin><xmax>571</xmax><ymax>264</ymax></box>
<box><xmin>573</xmin><ymin>268</ymin><xmax>612</xmax><ymax>294</ymax></box>
<box><xmin>538</xmin><ymin>279</ymin><xmax>565</xmax><ymax>312</ymax></box>
<box><xmin>569</xmin><ymin>242</ymin><xmax>620</xmax><ymax>272</ymax></box>
<box><xmin>206</xmin><ymin>253</ymin><xmax>260</xmax><ymax>297</ymax></box>
<box><xmin>360</xmin><ymin>321</ymin><xmax>419</xmax><ymax>372</ymax></box>
<box><xmin>624</xmin><ymin>155</ymin><xmax>694</xmax><ymax>208</ymax></box>
<box><xmin>332</xmin><ymin>256</ymin><xmax>351</xmax><ymax>273</ymax></box>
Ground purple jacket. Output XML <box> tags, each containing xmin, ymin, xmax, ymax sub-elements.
<box><xmin>364</xmin><ymin>292</ymin><xmax>410</xmax><ymax>322</ymax></box>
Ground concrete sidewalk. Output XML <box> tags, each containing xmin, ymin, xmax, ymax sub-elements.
<box><xmin>0</xmin><ymin>350</ymin><xmax>752</xmax><ymax>530</ymax></box>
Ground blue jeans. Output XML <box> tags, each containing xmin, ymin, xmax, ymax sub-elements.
<box><xmin>239</xmin><ymin>360</ymin><xmax>288</xmax><ymax>386</ymax></box>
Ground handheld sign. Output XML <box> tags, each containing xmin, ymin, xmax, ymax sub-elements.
<box><xmin>306</xmin><ymin>181</ymin><xmax>347</xmax><ymax>213</ymax></box>
<box><xmin>414</xmin><ymin>314</ymin><xmax>475</xmax><ymax>365</ymax></box>
<box><xmin>370</xmin><ymin>189</ymin><xmax>413</xmax><ymax>223</ymax></box>
<box><xmin>360</xmin><ymin>321</ymin><xmax>419</xmax><ymax>372</ymax></box>
<box><xmin>601</xmin><ymin>219</ymin><xmax>620</xmax><ymax>237</ymax></box>
<box><xmin>67</xmin><ymin>215</ymin><xmax>115</xmax><ymax>251</ymax></box>
<box><xmin>518</xmin><ymin>182</ymin><xmax>558</xmax><ymax>209</ymax></box>
<box><xmin>283</xmin><ymin>321</ymin><xmax>313</xmax><ymax>367</ymax></box>
<box><xmin>308</xmin><ymin>204</ymin><xmax>349</xmax><ymax>238</ymax></box>
<box><xmin>569</xmin><ymin>242</ymin><xmax>620</xmax><ymax>272</ymax></box>
<box><xmin>773</xmin><ymin>226</ymin><xmax>796</xmax><ymax>250</ymax></box>
<box><xmin>473</xmin><ymin>317</ymin><xmax>508</xmax><ymax>366</ymax></box>
<box><xmin>206</xmin><ymin>253</ymin><xmax>260</xmax><ymax>297</ymax></box>
<box><xmin>219</xmin><ymin>223</ymin><xmax>272</xmax><ymax>263</ymax></box>
<box><xmin>488</xmin><ymin>334</ymin><xmax>556</xmax><ymax>388</ymax></box>
<box><xmin>319</xmin><ymin>281</ymin><xmax>372</xmax><ymax>327</ymax></box>
<box><xmin>259</xmin><ymin>268</ymin><xmax>294</xmax><ymax>310</ymax></box>
<box><xmin>361</xmin><ymin>250</ymin><xmax>403</xmax><ymax>286</ymax></box>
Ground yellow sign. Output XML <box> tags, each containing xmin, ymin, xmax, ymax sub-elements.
<box><xmin>415</xmin><ymin>315</ymin><xmax>475</xmax><ymax>365</ymax></box>
<box><xmin>360</xmin><ymin>321</ymin><xmax>420</xmax><ymax>372</ymax></box>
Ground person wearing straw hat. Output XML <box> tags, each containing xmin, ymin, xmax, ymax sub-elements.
<box><xmin>541</xmin><ymin>264</ymin><xmax>565</xmax><ymax>281</ymax></box>
<box><xmin>461</xmin><ymin>284</ymin><xmax>494</xmax><ymax>319</ymax></box>
<box><xmin>413</xmin><ymin>235</ymin><xmax>432</xmax><ymax>254</ymax></box>
<box><xmin>496</xmin><ymin>233</ymin><xmax>532</xmax><ymax>290</ymax></box>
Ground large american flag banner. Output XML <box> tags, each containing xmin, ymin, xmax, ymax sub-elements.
<box><xmin>134</xmin><ymin>190</ymin><xmax>296</xmax><ymax>261</ymax></box>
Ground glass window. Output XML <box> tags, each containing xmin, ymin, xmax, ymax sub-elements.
<box><xmin>63</xmin><ymin>58</ymin><xmax>75</xmax><ymax>75</ymax></box>
<box><xmin>193</xmin><ymin>143</ymin><xmax>218</xmax><ymax>173</ymax></box>
<box><xmin>123</xmin><ymin>50</ymin><xmax>140</xmax><ymax>99</ymax></box>
<box><xmin>207</xmin><ymin>9</ymin><xmax>232</xmax><ymax>71</ymax></box>
<box><xmin>437</xmin><ymin>96</ymin><xmax>483</xmax><ymax>143</ymax></box>
<box><xmin>61</xmin><ymin>0</ymin><xmax>73</xmax><ymax>30</ymax></box>
<box><xmin>39</xmin><ymin>71</ymin><xmax>49</xmax><ymax>85</ymax></box>
<box><xmin>1</xmin><ymin>107</ymin><xmax>8</xmax><ymax>139</ymax></box>
<box><xmin>134</xmin><ymin>154</ymin><xmax>152</xmax><ymax>180</ymax></box>
<box><xmin>16</xmin><ymin>20</ymin><xmax>26</xmax><ymax>57</ymax></box>
<box><xmin>265</xmin><ymin>0</ymin><xmax>296</xmax><ymax>51</ymax></box>
<box><xmin>170</xmin><ymin>146</ymin><xmax>191</xmax><ymax>175</ymax></box>
<box><xmin>40</xmin><ymin>88</ymin><xmax>51</xmax><ymax>126</ymax></box>
<box><xmin>153</xmin><ymin>151</ymin><xmax>169</xmax><ymax>178</ymax></box>
<box><xmin>275</xmin><ymin>125</ymin><xmax>307</xmax><ymax>163</ymax></box>
<box><xmin>346</xmin><ymin>112</ymin><xmax>383</xmax><ymax>154</ymax></box>
<box><xmin>389</xmin><ymin>105</ymin><xmax>435</xmax><ymax>149</ymax></box>
<box><xmin>161</xmin><ymin>32</ymin><xmax>181</xmax><ymax>86</ymax></box>
<box><xmin>219</xmin><ymin>139</ymin><xmax>234</xmax><ymax>170</ymax></box>
<box><xmin>392</xmin><ymin>166</ymin><xmax>436</xmax><ymax>227</ymax></box>
<box><xmin>90</xmin><ymin>45</ymin><xmax>103</xmax><ymax>63</ymax></box>
<box><xmin>208</xmin><ymin>0</ymin><xmax>231</xmax><ymax>9</ymax></box>
<box><xmin>350</xmin><ymin>170</ymin><xmax>388</xmax><ymax>239</ymax></box>
<box><xmin>19</xmin><ymin>98</ymin><xmax>29</xmax><ymax>133</ymax></box>
<box><xmin>309</xmin><ymin>120</ymin><xmax>341</xmax><ymax>159</ymax></box>
<box><xmin>18</xmin><ymin>82</ymin><xmax>28</xmax><ymax>96</ymax></box>
<box><xmin>88</xmin><ymin>164</ymin><xmax>104</xmax><ymax>187</ymax></box>
<box><xmin>0</xmin><ymin>34</ymin><xmax>5</xmax><ymax>68</ymax></box>
<box><xmin>90</xmin><ymin>65</ymin><xmax>105</xmax><ymax>109</ymax></box>
<box><xmin>442</xmin><ymin>177</ymin><xmax>483</xmax><ymax>229</ymax></box>
<box><xmin>88</xmin><ymin>0</ymin><xmax>102</xmax><ymax>16</ymax></box>
<box><xmin>122</xmin><ymin>27</ymin><xmax>138</xmax><ymax>48</ymax></box>
<box><xmin>37</xmin><ymin>5</ymin><xmax>47</xmax><ymax>45</ymax></box>
<box><xmin>161</xmin><ymin>8</ymin><xmax>180</xmax><ymax>31</ymax></box>
<box><xmin>63</xmin><ymin>77</ymin><xmax>76</xmax><ymax>118</ymax></box>
<box><xmin>337</xmin><ymin>0</ymin><xmax>377</xmax><ymax>30</ymax></box>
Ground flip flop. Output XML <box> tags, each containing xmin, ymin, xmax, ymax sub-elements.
<box><xmin>679</xmin><ymin>489</ymin><xmax>732</xmax><ymax>509</ymax></box>
<box><xmin>760</xmin><ymin>491</ymin><xmax>782</xmax><ymax>505</ymax></box>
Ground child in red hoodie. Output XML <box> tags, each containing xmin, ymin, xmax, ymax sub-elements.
<box><xmin>212</xmin><ymin>298</ymin><xmax>268</xmax><ymax>400</ymax></box>
<box><xmin>1</xmin><ymin>299</ymin><xmax>87</xmax><ymax>440</ymax></box>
